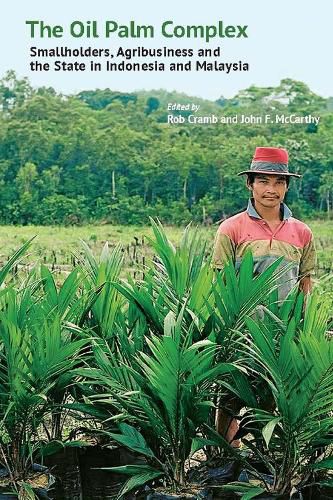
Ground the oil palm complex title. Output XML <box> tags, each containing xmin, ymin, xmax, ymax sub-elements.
<box><xmin>25</xmin><ymin>20</ymin><xmax>249</xmax><ymax>43</ymax></box>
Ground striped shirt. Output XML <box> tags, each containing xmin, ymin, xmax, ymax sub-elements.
<box><xmin>212</xmin><ymin>199</ymin><xmax>316</xmax><ymax>301</ymax></box>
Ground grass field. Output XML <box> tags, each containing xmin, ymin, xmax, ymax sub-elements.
<box><xmin>0</xmin><ymin>221</ymin><xmax>332</xmax><ymax>279</ymax></box>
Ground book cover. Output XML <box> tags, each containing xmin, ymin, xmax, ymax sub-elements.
<box><xmin>0</xmin><ymin>1</ymin><xmax>332</xmax><ymax>498</ymax></box>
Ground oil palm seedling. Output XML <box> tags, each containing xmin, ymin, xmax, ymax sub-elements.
<box><xmin>146</xmin><ymin>218</ymin><xmax>213</xmax><ymax>316</ymax></box>
<box><xmin>37</xmin><ymin>264</ymin><xmax>99</xmax><ymax>327</ymax></box>
<box><xmin>112</xmin><ymin>219</ymin><xmax>215</xmax><ymax>338</ymax></box>
<box><xmin>210</xmin><ymin>251</ymin><xmax>293</xmax><ymax>353</ymax></box>
<box><xmin>0</xmin><ymin>284</ymin><xmax>90</xmax><ymax>489</ymax></box>
<box><xmin>4</xmin><ymin>263</ymin><xmax>101</xmax><ymax>442</ymax></box>
<box><xmin>113</xmin><ymin>221</ymin><xmax>292</xmax><ymax>354</ymax></box>
<box><xmin>199</xmin><ymin>253</ymin><xmax>295</xmax><ymax>446</ymax></box>
<box><xmin>212</xmin><ymin>272</ymin><xmax>307</xmax><ymax>417</ymax></box>
<box><xmin>77</xmin><ymin>240</ymin><xmax>149</xmax><ymax>383</ymax></box>
<box><xmin>223</xmin><ymin>290</ymin><xmax>333</xmax><ymax>498</ymax></box>
<box><xmin>74</xmin><ymin>307</ymin><xmax>245</xmax><ymax>497</ymax></box>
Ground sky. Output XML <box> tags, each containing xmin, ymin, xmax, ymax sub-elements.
<box><xmin>3</xmin><ymin>0</ymin><xmax>332</xmax><ymax>100</ymax></box>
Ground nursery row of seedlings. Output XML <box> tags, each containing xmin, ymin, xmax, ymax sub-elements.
<box><xmin>0</xmin><ymin>221</ymin><xmax>332</xmax><ymax>499</ymax></box>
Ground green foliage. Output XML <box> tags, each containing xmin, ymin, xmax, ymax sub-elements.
<box><xmin>0</xmin><ymin>294</ymin><xmax>88</xmax><ymax>477</ymax></box>
<box><xmin>211</xmin><ymin>252</ymin><xmax>288</xmax><ymax>356</ymax></box>
<box><xmin>234</xmin><ymin>290</ymin><xmax>333</xmax><ymax>495</ymax></box>
<box><xmin>78</xmin><ymin>89</ymin><xmax>137</xmax><ymax>109</ymax></box>
<box><xmin>0</xmin><ymin>71</ymin><xmax>332</xmax><ymax>225</ymax></box>
<box><xmin>110</xmin><ymin>219</ymin><xmax>214</xmax><ymax>338</ymax></box>
<box><xmin>106</xmin><ymin>462</ymin><xmax>163</xmax><ymax>499</ymax></box>
<box><xmin>78</xmin><ymin>308</ymin><xmax>239</xmax><ymax>490</ymax></box>
<box><xmin>0</xmin><ymin>236</ymin><xmax>34</xmax><ymax>287</ymax></box>
<box><xmin>0</xmin><ymin>241</ymin><xmax>93</xmax><ymax>481</ymax></box>
<box><xmin>145</xmin><ymin>96</ymin><xmax>160</xmax><ymax>115</ymax></box>
<box><xmin>37</xmin><ymin>195</ymin><xmax>85</xmax><ymax>225</ymax></box>
<box><xmin>78</xmin><ymin>240</ymin><xmax>125</xmax><ymax>339</ymax></box>
<box><xmin>0</xmin><ymin>222</ymin><xmax>330</xmax><ymax>499</ymax></box>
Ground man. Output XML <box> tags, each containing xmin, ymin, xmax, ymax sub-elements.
<box><xmin>213</xmin><ymin>146</ymin><xmax>316</xmax><ymax>300</ymax></box>
<box><xmin>212</xmin><ymin>146</ymin><xmax>316</xmax><ymax>445</ymax></box>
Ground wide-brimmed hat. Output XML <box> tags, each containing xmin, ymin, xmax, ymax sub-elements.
<box><xmin>238</xmin><ymin>147</ymin><xmax>301</xmax><ymax>178</ymax></box>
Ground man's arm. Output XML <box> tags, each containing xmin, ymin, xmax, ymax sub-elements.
<box><xmin>299</xmin><ymin>234</ymin><xmax>316</xmax><ymax>294</ymax></box>
<box><xmin>212</xmin><ymin>230</ymin><xmax>236</xmax><ymax>270</ymax></box>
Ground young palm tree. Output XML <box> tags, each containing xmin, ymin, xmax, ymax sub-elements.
<box><xmin>226</xmin><ymin>290</ymin><xmax>333</xmax><ymax>498</ymax></box>
<box><xmin>112</xmin><ymin>219</ymin><xmax>215</xmax><ymax>339</ymax></box>
<box><xmin>0</xmin><ymin>272</ymin><xmax>91</xmax><ymax>480</ymax></box>
<box><xmin>5</xmin><ymin>263</ymin><xmax>99</xmax><ymax>441</ymax></box>
<box><xmin>74</xmin><ymin>307</ymin><xmax>242</xmax><ymax>497</ymax></box>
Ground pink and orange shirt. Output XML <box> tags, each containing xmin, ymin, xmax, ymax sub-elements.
<box><xmin>212</xmin><ymin>199</ymin><xmax>316</xmax><ymax>301</ymax></box>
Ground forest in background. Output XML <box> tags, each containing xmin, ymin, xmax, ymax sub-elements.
<box><xmin>0</xmin><ymin>70</ymin><xmax>332</xmax><ymax>226</ymax></box>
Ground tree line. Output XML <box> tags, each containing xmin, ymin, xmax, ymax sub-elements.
<box><xmin>0</xmin><ymin>70</ymin><xmax>332</xmax><ymax>225</ymax></box>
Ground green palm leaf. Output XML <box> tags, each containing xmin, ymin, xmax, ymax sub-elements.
<box><xmin>237</xmin><ymin>290</ymin><xmax>333</xmax><ymax>493</ymax></box>
<box><xmin>107</xmin><ymin>423</ymin><xmax>156</xmax><ymax>458</ymax></box>
<box><xmin>0</xmin><ymin>237</ymin><xmax>35</xmax><ymax>286</ymax></box>
<box><xmin>112</xmin><ymin>467</ymin><xmax>163</xmax><ymax>499</ymax></box>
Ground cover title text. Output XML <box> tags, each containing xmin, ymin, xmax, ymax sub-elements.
<box><xmin>25</xmin><ymin>20</ymin><xmax>249</xmax><ymax>42</ymax></box>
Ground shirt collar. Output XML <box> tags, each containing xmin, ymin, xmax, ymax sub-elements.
<box><xmin>247</xmin><ymin>198</ymin><xmax>292</xmax><ymax>221</ymax></box>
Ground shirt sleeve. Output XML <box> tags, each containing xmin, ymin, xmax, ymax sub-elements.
<box><xmin>212</xmin><ymin>231</ymin><xmax>236</xmax><ymax>270</ymax></box>
<box><xmin>299</xmin><ymin>235</ymin><xmax>316</xmax><ymax>277</ymax></box>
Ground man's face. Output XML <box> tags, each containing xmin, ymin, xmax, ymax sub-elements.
<box><xmin>247</xmin><ymin>174</ymin><xmax>288</xmax><ymax>209</ymax></box>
